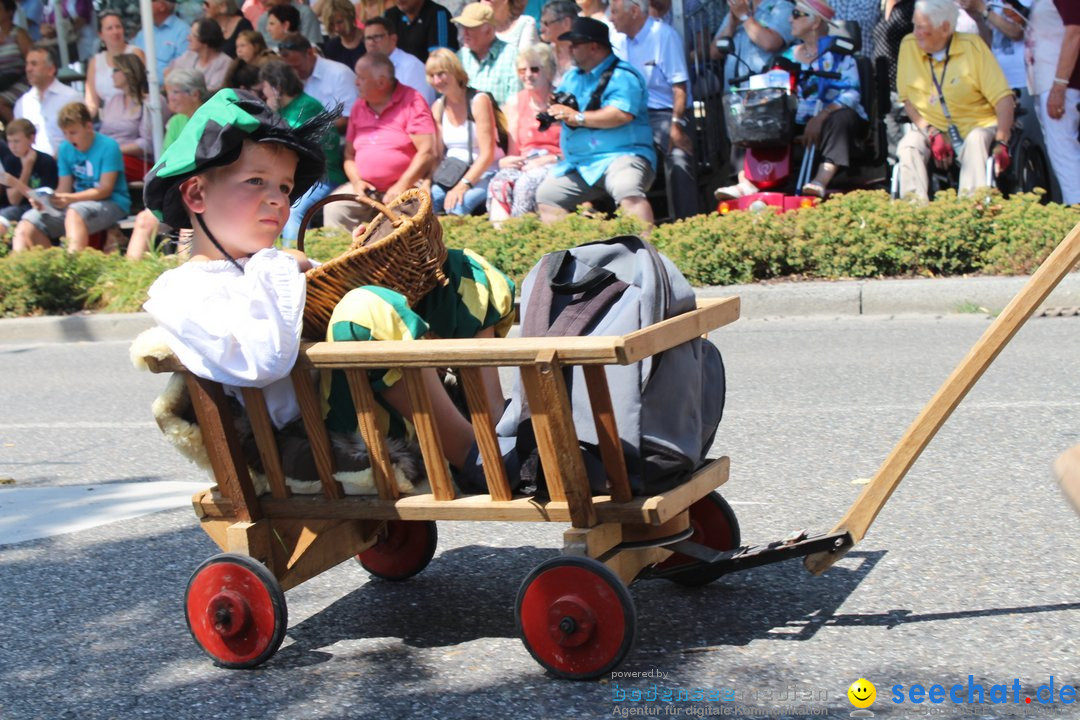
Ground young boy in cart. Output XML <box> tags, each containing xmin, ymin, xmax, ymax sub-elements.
<box><xmin>142</xmin><ymin>89</ymin><xmax>516</xmax><ymax>490</ymax></box>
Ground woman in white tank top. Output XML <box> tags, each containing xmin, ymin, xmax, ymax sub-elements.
<box><xmin>84</xmin><ymin>10</ymin><xmax>144</xmax><ymax>118</ymax></box>
<box><xmin>425</xmin><ymin>48</ymin><xmax>505</xmax><ymax>216</ymax></box>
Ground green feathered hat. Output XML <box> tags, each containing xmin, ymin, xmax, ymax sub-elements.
<box><xmin>144</xmin><ymin>88</ymin><xmax>338</xmax><ymax>228</ymax></box>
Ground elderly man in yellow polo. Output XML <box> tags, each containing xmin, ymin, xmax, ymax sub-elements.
<box><xmin>895</xmin><ymin>0</ymin><xmax>1014</xmax><ymax>199</ymax></box>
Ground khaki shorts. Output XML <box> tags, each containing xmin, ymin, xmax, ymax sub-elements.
<box><xmin>535</xmin><ymin>154</ymin><xmax>655</xmax><ymax>210</ymax></box>
<box><xmin>23</xmin><ymin>200</ymin><xmax>127</xmax><ymax>240</ymax></box>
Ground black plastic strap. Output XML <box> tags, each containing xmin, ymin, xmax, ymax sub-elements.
<box><xmin>194</xmin><ymin>212</ymin><xmax>243</xmax><ymax>272</ymax></box>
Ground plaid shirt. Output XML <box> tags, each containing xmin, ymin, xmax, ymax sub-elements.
<box><xmin>458</xmin><ymin>38</ymin><xmax>521</xmax><ymax>107</ymax></box>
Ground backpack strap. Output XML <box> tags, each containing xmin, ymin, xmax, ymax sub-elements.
<box><xmin>522</xmin><ymin>251</ymin><xmax>628</xmax><ymax>338</ymax></box>
<box><xmin>548</xmin><ymin>280</ymin><xmax>627</xmax><ymax>336</ymax></box>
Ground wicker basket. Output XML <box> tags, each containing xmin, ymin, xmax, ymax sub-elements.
<box><xmin>298</xmin><ymin>189</ymin><xmax>449</xmax><ymax>341</ymax></box>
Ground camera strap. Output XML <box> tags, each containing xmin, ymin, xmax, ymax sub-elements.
<box><xmin>584</xmin><ymin>57</ymin><xmax>631</xmax><ymax>112</ymax></box>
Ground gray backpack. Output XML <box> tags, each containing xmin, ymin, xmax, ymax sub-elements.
<box><xmin>495</xmin><ymin>236</ymin><xmax>726</xmax><ymax>496</ymax></box>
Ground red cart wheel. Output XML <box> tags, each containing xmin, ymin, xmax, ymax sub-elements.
<box><xmin>515</xmin><ymin>556</ymin><xmax>636</xmax><ymax>680</ymax></box>
<box><xmin>185</xmin><ymin>553</ymin><xmax>287</xmax><ymax>669</ymax></box>
<box><xmin>356</xmin><ymin>520</ymin><xmax>438</xmax><ymax>580</ymax></box>
<box><xmin>656</xmin><ymin>491</ymin><xmax>741</xmax><ymax>587</ymax></box>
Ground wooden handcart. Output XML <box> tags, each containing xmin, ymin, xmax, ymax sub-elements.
<box><xmin>144</xmin><ymin>294</ymin><xmax>838</xmax><ymax>679</ymax></box>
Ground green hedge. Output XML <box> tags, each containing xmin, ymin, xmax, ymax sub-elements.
<box><xmin>1</xmin><ymin>189</ymin><xmax>1077</xmax><ymax>318</ymax></box>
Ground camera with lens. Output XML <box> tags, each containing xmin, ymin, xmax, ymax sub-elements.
<box><xmin>536</xmin><ymin>91</ymin><xmax>578</xmax><ymax>132</ymax></box>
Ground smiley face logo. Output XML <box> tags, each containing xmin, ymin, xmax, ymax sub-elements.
<box><xmin>848</xmin><ymin>679</ymin><xmax>876</xmax><ymax>709</ymax></box>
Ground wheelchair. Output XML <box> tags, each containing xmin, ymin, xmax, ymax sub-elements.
<box><xmin>888</xmin><ymin>89</ymin><xmax>1056</xmax><ymax>201</ymax></box>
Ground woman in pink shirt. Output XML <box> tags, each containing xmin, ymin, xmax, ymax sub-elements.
<box><xmin>487</xmin><ymin>44</ymin><xmax>561</xmax><ymax>222</ymax></box>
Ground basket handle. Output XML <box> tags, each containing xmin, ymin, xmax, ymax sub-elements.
<box><xmin>295</xmin><ymin>193</ymin><xmax>401</xmax><ymax>252</ymax></box>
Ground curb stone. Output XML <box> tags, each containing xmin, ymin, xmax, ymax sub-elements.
<box><xmin>699</xmin><ymin>273</ymin><xmax>1080</xmax><ymax>319</ymax></box>
<box><xmin>4</xmin><ymin>273</ymin><xmax>1080</xmax><ymax>344</ymax></box>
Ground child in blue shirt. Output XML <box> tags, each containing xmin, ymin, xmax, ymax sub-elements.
<box><xmin>11</xmin><ymin>101</ymin><xmax>130</xmax><ymax>252</ymax></box>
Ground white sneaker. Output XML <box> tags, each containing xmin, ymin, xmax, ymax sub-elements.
<box><xmin>714</xmin><ymin>180</ymin><xmax>758</xmax><ymax>200</ymax></box>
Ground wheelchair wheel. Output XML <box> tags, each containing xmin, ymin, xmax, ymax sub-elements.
<box><xmin>1009</xmin><ymin>136</ymin><xmax>1052</xmax><ymax>203</ymax></box>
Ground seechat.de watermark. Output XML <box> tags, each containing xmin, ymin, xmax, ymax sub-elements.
<box><xmin>890</xmin><ymin>676</ymin><xmax>1076</xmax><ymax>707</ymax></box>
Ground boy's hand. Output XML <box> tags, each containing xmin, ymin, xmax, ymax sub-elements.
<box><xmin>350</xmin><ymin>223</ymin><xmax>368</xmax><ymax>243</ymax></box>
<box><xmin>281</xmin><ymin>248</ymin><xmax>312</xmax><ymax>271</ymax></box>
<box><xmin>52</xmin><ymin>193</ymin><xmax>72</xmax><ymax>209</ymax></box>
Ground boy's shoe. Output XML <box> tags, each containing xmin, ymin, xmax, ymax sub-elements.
<box><xmin>714</xmin><ymin>180</ymin><xmax>758</xmax><ymax>200</ymax></box>
<box><xmin>1052</xmin><ymin>444</ymin><xmax>1080</xmax><ymax>516</ymax></box>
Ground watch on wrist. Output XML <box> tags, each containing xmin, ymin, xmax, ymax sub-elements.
<box><xmin>981</xmin><ymin>8</ymin><xmax>990</xmax><ymax>20</ymax></box>
<box><xmin>736</xmin><ymin>12</ymin><xmax>749</xmax><ymax>22</ymax></box>
<box><xmin>461</xmin><ymin>177</ymin><xmax>473</xmax><ymax>188</ymax></box>
<box><xmin>574</xmin><ymin>111</ymin><xmax>585</xmax><ymax>126</ymax></box>
<box><xmin>672</xmin><ymin>116</ymin><xmax>689</xmax><ymax>128</ymax></box>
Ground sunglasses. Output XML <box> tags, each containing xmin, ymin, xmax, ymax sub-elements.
<box><xmin>517</xmin><ymin>65</ymin><xmax>541</xmax><ymax>73</ymax></box>
<box><xmin>791</xmin><ymin>9</ymin><xmax>809</xmax><ymax>17</ymax></box>
<box><xmin>365</xmin><ymin>32</ymin><xmax>388</xmax><ymax>41</ymax></box>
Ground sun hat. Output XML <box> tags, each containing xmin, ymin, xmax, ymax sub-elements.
<box><xmin>795</xmin><ymin>0</ymin><xmax>835</xmax><ymax>23</ymax></box>
<box><xmin>144</xmin><ymin>88</ymin><xmax>337</xmax><ymax>229</ymax></box>
<box><xmin>557</xmin><ymin>16</ymin><xmax>612</xmax><ymax>48</ymax></box>
<box><xmin>452</xmin><ymin>2</ymin><xmax>495</xmax><ymax>27</ymax></box>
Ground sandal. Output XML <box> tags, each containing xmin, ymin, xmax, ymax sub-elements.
<box><xmin>801</xmin><ymin>181</ymin><xmax>826</xmax><ymax>198</ymax></box>
<box><xmin>714</xmin><ymin>180</ymin><xmax>758</xmax><ymax>200</ymax></box>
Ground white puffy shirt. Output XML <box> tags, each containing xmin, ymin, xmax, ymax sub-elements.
<box><xmin>144</xmin><ymin>248</ymin><xmax>307</xmax><ymax>429</ymax></box>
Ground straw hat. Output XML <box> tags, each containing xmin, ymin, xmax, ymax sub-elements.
<box><xmin>795</xmin><ymin>0</ymin><xmax>836</xmax><ymax>24</ymax></box>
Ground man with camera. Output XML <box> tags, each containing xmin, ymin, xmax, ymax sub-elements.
<box><xmin>535</xmin><ymin>16</ymin><xmax>657</xmax><ymax>226</ymax></box>
<box><xmin>895</xmin><ymin>0</ymin><xmax>1014</xmax><ymax>199</ymax></box>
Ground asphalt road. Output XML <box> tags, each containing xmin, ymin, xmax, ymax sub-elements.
<box><xmin>1</xmin><ymin>314</ymin><xmax>1078</xmax><ymax>720</ymax></box>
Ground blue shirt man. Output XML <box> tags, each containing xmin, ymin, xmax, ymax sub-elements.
<box><xmin>133</xmin><ymin>0</ymin><xmax>190</xmax><ymax>79</ymax></box>
<box><xmin>554</xmin><ymin>53</ymin><xmax>654</xmax><ymax>183</ymax></box>
<box><xmin>536</xmin><ymin>17</ymin><xmax>656</xmax><ymax>226</ymax></box>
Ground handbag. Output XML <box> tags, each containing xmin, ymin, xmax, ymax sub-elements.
<box><xmin>432</xmin><ymin>101</ymin><xmax>475</xmax><ymax>191</ymax></box>
<box><xmin>432</xmin><ymin>156</ymin><xmax>470</xmax><ymax>190</ymax></box>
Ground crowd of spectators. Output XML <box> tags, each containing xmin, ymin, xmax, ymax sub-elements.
<box><xmin>0</xmin><ymin>0</ymin><xmax>1076</xmax><ymax>258</ymax></box>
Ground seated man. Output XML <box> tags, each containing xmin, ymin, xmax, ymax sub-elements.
<box><xmin>363</xmin><ymin>16</ymin><xmax>438</xmax><ymax>106</ymax></box>
<box><xmin>11</xmin><ymin>102</ymin><xmax>130</xmax><ymax>252</ymax></box>
<box><xmin>277</xmin><ymin>33</ymin><xmax>358</xmax><ymax>133</ymax></box>
<box><xmin>535</xmin><ymin>17</ymin><xmax>656</xmax><ymax>226</ymax></box>
<box><xmin>322</xmin><ymin>53</ymin><xmax>436</xmax><ymax>230</ymax></box>
<box><xmin>610</xmin><ymin>0</ymin><xmax>697</xmax><ymax>219</ymax></box>
<box><xmin>453</xmin><ymin>2</ymin><xmax>521</xmax><ymax>107</ymax></box>
<box><xmin>895</xmin><ymin>0</ymin><xmax>1014</xmax><ymax>199</ymax></box>
<box><xmin>14</xmin><ymin>46</ymin><xmax>80</xmax><ymax>158</ymax></box>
